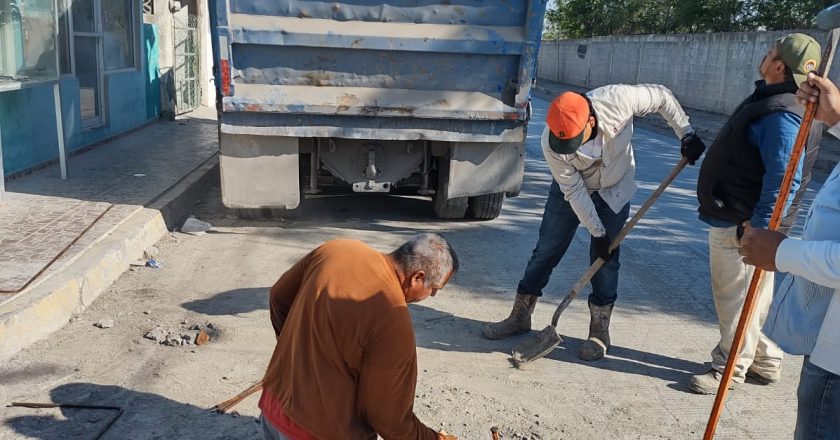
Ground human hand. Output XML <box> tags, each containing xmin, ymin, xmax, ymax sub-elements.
<box><xmin>738</xmin><ymin>224</ymin><xmax>787</xmax><ymax>271</ymax></box>
<box><xmin>797</xmin><ymin>72</ymin><xmax>840</xmax><ymax>127</ymax></box>
<box><xmin>437</xmin><ymin>430</ymin><xmax>458</xmax><ymax>440</ymax></box>
<box><xmin>680</xmin><ymin>132</ymin><xmax>706</xmax><ymax>165</ymax></box>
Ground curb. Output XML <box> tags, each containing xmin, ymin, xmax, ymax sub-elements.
<box><xmin>0</xmin><ymin>157</ymin><xmax>220</xmax><ymax>360</ymax></box>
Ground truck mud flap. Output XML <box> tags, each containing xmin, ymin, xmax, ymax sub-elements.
<box><xmin>219</xmin><ymin>133</ymin><xmax>300</xmax><ymax>210</ymax></box>
<box><xmin>445</xmin><ymin>142</ymin><xmax>525</xmax><ymax>199</ymax></box>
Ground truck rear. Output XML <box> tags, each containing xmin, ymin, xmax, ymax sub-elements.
<box><xmin>209</xmin><ymin>0</ymin><xmax>548</xmax><ymax>219</ymax></box>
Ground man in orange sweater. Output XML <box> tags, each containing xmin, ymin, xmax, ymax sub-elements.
<box><xmin>259</xmin><ymin>234</ymin><xmax>460</xmax><ymax>440</ymax></box>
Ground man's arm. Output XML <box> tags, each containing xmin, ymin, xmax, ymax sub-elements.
<box><xmin>606</xmin><ymin>84</ymin><xmax>693</xmax><ymax>139</ymax></box>
<box><xmin>602</xmin><ymin>84</ymin><xmax>705</xmax><ymax>164</ymax></box>
<box><xmin>740</xmin><ymin>226</ymin><xmax>840</xmax><ymax>289</ymax></box>
<box><xmin>357</xmin><ymin>308</ymin><xmax>439</xmax><ymax>440</ymax></box>
<box><xmin>748</xmin><ymin>112</ymin><xmax>804</xmax><ymax>228</ymax></box>
<box><xmin>540</xmin><ymin>127</ymin><xmax>606</xmax><ymax>238</ymax></box>
<box><xmin>776</xmin><ymin>238</ymin><xmax>840</xmax><ymax>290</ymax></box>
<box><xmin>268</xmin><ymin>255</ymin><xmax>309</xmax><ymax>337</ymax></box>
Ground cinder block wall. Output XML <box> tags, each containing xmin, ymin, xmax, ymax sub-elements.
<box><xmin>538</xmin><ymin>30</ymin><xmax>836</xmax><ymax>115</ymax></box>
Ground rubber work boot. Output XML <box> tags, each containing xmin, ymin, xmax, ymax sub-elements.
<box><xmin>481</xmin><ymin>294</ymin><xmax>538</xmax><ymax>340</ymax></box>
<box><xmin>578</xmin><ymin>301</ymin><xmax>613</xmax><ymax>361</ymax></box>
<box><xmin>689</xmin><ymin>369</ymin><xmax>736</xmax><ymax>394</ymax></box>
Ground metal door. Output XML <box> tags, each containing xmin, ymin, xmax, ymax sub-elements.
<box><xmin>173</xmin><ymin>13</ymin><xmax>199</xmax><ymax>114</ymax></box>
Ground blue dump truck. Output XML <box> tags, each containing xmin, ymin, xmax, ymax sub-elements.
<box><xmin>209</xmin><ymin>1</ymin><xmax>548</xmax><ymax>219</ymax></box>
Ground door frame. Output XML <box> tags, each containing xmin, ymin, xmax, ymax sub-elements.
<box><xmin>72</xmin><ymin>0</ymin><xmax>107</xmax><ymax>130</ymax></box>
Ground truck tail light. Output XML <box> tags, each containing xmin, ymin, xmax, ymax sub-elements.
<box><xmin>220</xmin><ymin>59</ymin><xmax>231</xmax><ymax>96</ymax></box>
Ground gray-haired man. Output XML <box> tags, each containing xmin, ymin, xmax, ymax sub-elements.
<box><xmin>259</xmin><ymin>234</ymin><xmax>460</xmax><ymax>440</ymax></box>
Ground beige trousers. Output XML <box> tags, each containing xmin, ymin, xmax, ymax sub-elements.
<box><xmin>709</xmin><ymin>226</ymin><xmax>783</xmax><ymax>382</ymax></box>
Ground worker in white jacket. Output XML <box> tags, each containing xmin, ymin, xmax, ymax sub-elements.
<box><xmin>740</xmin><ymin>71</ymin><xmax>840</xmax><ymax>439</ymax></box>
<box><xmin>482</xmin><ymin>85</ymin><xmax>706</xmax><ymax>362</ymax></box>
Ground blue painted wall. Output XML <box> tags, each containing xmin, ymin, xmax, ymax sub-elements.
<box><xmin>145</xmin><ymin>23</ymin><xmax>161</xmax><ymax>121</ymax></box>
<box><xmin>0</xmin><ymin>24</ymin><xmax>160</xmax><ymax>176</ymax></box>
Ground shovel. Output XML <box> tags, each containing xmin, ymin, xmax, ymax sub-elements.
<box><xmin>512</xmin><ymin>157</ymin><xmax>689</xmax><ymax>367</ymax></box>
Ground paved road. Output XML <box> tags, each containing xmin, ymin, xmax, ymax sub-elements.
<box><xmin>0</xmin><ymin>97</ymin><xmax>810</xmax><ymax>439</ymax></box>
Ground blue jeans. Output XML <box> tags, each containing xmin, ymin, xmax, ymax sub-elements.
<box><xmin>796</xmin><ymin>357</ymin><xmax>840</xmax><ymax>440</ymax></box>
<box><xmin>517</xmin><ymin>181</ymin><xmax>630</xmax><ymax>306</ymax></box>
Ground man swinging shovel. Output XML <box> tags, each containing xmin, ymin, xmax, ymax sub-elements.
<box><xmin>482</xmin><ymin>86</ymin><xmax>706</xmax><ymax>362</ymax></box>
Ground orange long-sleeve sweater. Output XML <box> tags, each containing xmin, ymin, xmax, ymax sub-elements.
<box><xmin>261</xmin><ymin>239</ymin><xmax>438</xmax><ymax>440</ymax></box>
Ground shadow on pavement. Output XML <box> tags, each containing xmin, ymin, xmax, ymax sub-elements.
<box><xmin>410</xmin><ymin>304</ymin><xmax>704</xmax><ymax>385</ymax></box>
<box><xmin>544</xmin><ymin>335</ymin><xmax>705</xmax><ymax>384</ymax></box>
<box><xmin>4</xmin><ymin>383</ymin><xmax>259</xmax><ymax>440</ymax></box>
<box><xmin>182</xmin><ymin>287</ymin><xmax>269</xmax><ymax>316</ymax></box>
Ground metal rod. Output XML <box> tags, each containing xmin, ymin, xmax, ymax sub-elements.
<box><xmin>309</xmin><ymin>139</ymin><xmax>320</xmax><ymax>194</ymax></box>
<box><xmin>0</xmin><ymin>120</ymin><xmax>5</xmax><ymax>204</ymax></box>
<box><xmin>421</xmin><ymin>142</ymin><xmax>429</xmax><ymax>191</ymax></box>
<box><xmin>53</xmin><ymin>82</ymin><xmax>67</xmax><ymax>180</ymax></box>
<box><xmin>419</xmin><ymin>141</ymin><xmax>432</xmax><ymax>195</ymax></box>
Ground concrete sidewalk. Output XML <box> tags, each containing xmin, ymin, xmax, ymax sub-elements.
<box><xmin>533</xmin><ymin>79</ymin><xmax>840</xmax><ymax>183</ymax></box>
<box><xmin>0</xmin><ymin>108</ymin><xmax>220</xmax><ymax>359</ymax></box>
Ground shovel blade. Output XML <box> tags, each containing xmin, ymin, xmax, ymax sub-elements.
<box><xmin>511</xmin><ymin>326</ymin><xmax>563</xmax><ymax>368</ymax></box>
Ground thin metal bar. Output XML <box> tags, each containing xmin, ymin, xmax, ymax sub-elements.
<box><xmin>65</xmin><ymin>0</ymin><xmax>76</xmax><ymax>76</ymax></box>
<box><xmin>54</xmin><ymin>83</ymin><xmax>68</xmax><ymax>180</ymax></box>
<box><xmin>309</xmin><ymin>139</ymin><xmax>320</xmax><ymax>193</ymax></box>
<box><xmin>419</xmin><ymin>141</ymin><xmax>432</xmax><ymax>195</ymax></box>
<box><xmin>95</xmin><ymin>0</ymin><xmax>107</xmax><ymax>126</ymax></box>
<box><xmin>0</xmin><ymin>121</ymin><xmax>5</xmax><ymax>204</ymax></box>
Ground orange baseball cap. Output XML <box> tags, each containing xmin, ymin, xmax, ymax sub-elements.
<box><xmin>546</xmin><ymin>92</ymin><xmax>591</xmax><ymax>154</ymax></box>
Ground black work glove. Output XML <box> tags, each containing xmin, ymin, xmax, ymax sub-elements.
<box><xmin>680</xmin><ymin>132</ymin><xmax>706</xmax><ymax>165</ymax></box>
<box><xmin>593</xmin><ymin>234</ymin><xmax>613</xmax><ymax>262</ymax></box>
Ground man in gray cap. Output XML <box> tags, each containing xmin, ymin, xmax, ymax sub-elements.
<box><xmin>691</xmin><ymin>33</ymin><xmax>823</xmax><ymax>394</ymax></box>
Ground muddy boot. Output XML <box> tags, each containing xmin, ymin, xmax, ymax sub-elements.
<box><xmin>481</xmin><ymin>294</ymin><xmax>538</xmax><ymax>340</ymax></box>
<box><xmin>578</xmin><ymin>301</ymin><xmax>613</xmax><ymax>361</ymax></box>
<box><xmin>689</xmin><ymin>369</ymin><xmax>735</xmax><ymax>394</ymax></box>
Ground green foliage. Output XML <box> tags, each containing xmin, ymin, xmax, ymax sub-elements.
<box><xmin>544</xmin><ymin>0</ymin><xmax>834</xmax><ymax>39</ymax></box>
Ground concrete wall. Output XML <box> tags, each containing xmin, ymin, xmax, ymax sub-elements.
<box><xmin>538</xmin><ymin>30</ymin><xmax>837</xmax><ymax>115</ymax></box>
<box><xmin>0</xmin><ymin>26</ymin><xmax>159</xmax><ymax>177</ymax></box>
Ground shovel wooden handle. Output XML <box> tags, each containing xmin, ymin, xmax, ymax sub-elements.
<box><xmin>703</xmin><ymin>28</ymin><xmax>840</xmax><ymax>440</ymax></box>
<box><xmin>550</xmin><ymin>157</ymin><xmax>689</xmax><ymax>328</ymax></box>
<box><xmin>212</xmin><ymin>379</ymin><xmax>264</xmax><ymax>413</ymax></box>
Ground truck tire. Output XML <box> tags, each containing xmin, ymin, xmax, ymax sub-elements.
<box><xmin>432</xmin><ymin>155</ymin><xmax>468</xmax><ymax>219</ymax></box>
<box><xmin>468</xmin><ymin>193</ymin><xmax>505</xmax><ymax>220</ymax></box>
<box><xmin>433</xmin><ymin>191</ymin><xmax>468</xmax><ymax>219</ymax></box>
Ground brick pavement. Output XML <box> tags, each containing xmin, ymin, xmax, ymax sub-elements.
<box><xmin>0</xmin><ymin>108</ymin><xmax>218</xmax><ymax>300</ymax></box>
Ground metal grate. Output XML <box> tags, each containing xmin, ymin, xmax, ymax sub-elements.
<box><xmin>173</xmin><ymin>13</ymin><xmax>200</xmax><ymax>114</ymax></box>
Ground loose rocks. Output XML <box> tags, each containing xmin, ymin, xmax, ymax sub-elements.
<box><xmin>94</xmin><ymin>319</ymin><xmax>114</xmax><ymax>329</ymax></box>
